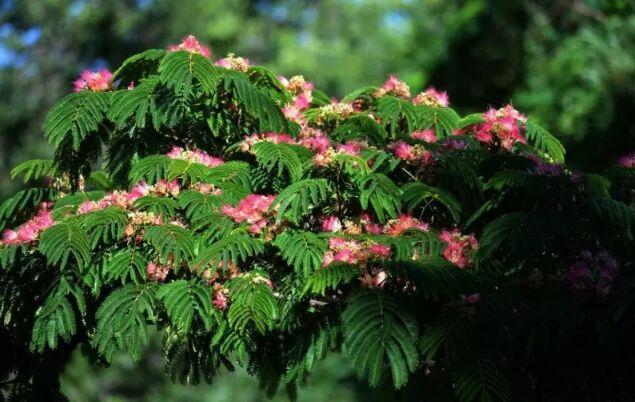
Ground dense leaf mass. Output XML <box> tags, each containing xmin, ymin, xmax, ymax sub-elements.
<box><xmin>1</xmin><ymin>36</ymin><xmax>634</xmax><ymax>401</ymax></box>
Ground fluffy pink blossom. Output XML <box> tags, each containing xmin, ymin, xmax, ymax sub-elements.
<box><xmin>337</xmin><ymin>141</ymin><xmax>363</xmax><ymax>157</ymax></box>
<box><xmin>463</xmin><ymin>293</ymin><xmax>481</xmax><ymax>304</ymax></box>
<box><xmin>212</xmin><ymin>284</ymin><xmax>229</xmax><ymax>310</ymax></box>
<box><xmin>294</xmin><ymin>92</ymin><xmax>312</xmax><ymax>110</ymax></box>
<box><xmin>167</xmin><ymin>35</ymin><xmax>211</xmax><ymax>57</ymax></box>
<box><xmin>280</xmin><ymin>75</ymin><xmax>314</xmax><ymax>95</ymax></box>
<box><xmin>1</xmin><ymin>229</ymin><xmax>18</xmax><ymax>245</ymax></box>
<box><xmin>474</xmin><ymin>105</ymin><xmax>527</xmax><ymax>150</ymax></box>
<box><xmin>1</xmin><ymin>203</ymin><xmax>55</xmax><ymax>246</ymax></box>
<box><xmin>154</xmin><ymin>180</ymin><xmax>181</xmax><ymax>197</ymax></box>
<box><xmin>322</xmin><ymin>216</ymin><xmax>343</xmax><ymax>232</ymax></box>
<box><xmin>242</xmin><ymin>132</ymin><xmax>297</xmax><ymax>153</ymax></box>
<box><xmin>322</xmin><ymin>237</ymin><xmax>390</xmax><ymax>267</ymax></box>
<box><xmin>388</xmin><ymin>141</ymin><xmax>416</xmax><ymax>160</ymax></box>
<box><xmin>300</xmin><ymin>133</ymin><xmax>330</xmax><ymax>153</ymax></box>
<box><xmin>147</xmin><ymin>261</ymin><xmax>169</xmax><ymax>282</ymax></box>
<box><xmin>360</xmin><ymin>213</ymin><xmax>383</xmax><ymax>234</ymax></box>
<box><xmin>411</xmin><ymin>129</ymin><xmax>437</xmax><ymax>143</ymax></box>
<box><xmin>368</xmin><ymin>243</ymin><xmax>391</xmax><ymax>257</ymax></box>
<box><xmin>387</xmin><ymin>141</ymin><xmax>434</xmax><ymax>164</ymax></box>
<box><xmin>375</xmin><ymin>75</ymin><xmax>411</xmax><ymax>98</ymax></box>
<box><xmin>73</xmin><ymin>69</ymin><xmax>113</xmax><ymax>92</ymax></box>
<box><xmin>617</xmin><ymin>152</ymin><xmax>635</xmax><ymax>168</ymax></box>
<box><xmin>569</xmin><ymin>251</ymin><xmax>620</xmax><ymax>295</ymax></box>
<box><xmin>439</xmin><ymin>229</ymin><xmax>478</xmax><ymax>269</ymax></box>
<box><xmin>166</xmin><ymin>147</ymin><xmax>224</xmax><ymax>168</ymax></box>
<box><xmin>413</xmin><ymin>87</ymin><xmax>450</xmax><ymax>107</ymax></box>
<box><xmin>215</xmin><ymin>53</ymin><xmax>250</xmax><ymax>71</ymax></box>
<box><xmin>383</xmin><ymin>215</ymin><xmax>430</xmax><ymax>236</ymax></box>
<box><xmin>282</xmin><ymin>104</ymin><xmax>306</xmax><ymax>125</ymax></box>
<box><xmin>221</xmin><ymin>194</ymin><xmax>276</xmax><ymax>233</ymax></box>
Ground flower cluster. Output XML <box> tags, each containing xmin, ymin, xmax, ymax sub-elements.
<box><xmin>166</xmin><ymin>146</ymin><xmax>224</xmax><ymax>168</ymax></box>
<box><xmin>569</xmin><ymin>251</ymin><xmax>620</xmax><ymax>295</ymax></box>
<box><xmin>322</xmin><ymin>237</ymin><xmax>391</xmax><ymax>267</ymax></box>
<box><xmin>298</xmin><ymin>127</ymin><xmax>331</xmax><ymax>153</ymax></box>
<box><xmin>215</xmin><ymin>53</ymin><xmax>251</xmax><ymax>72</ymax></box>
<box><xmin>1</xmin><ymin>203</ymin><xmax>54</xmax><ymax>246</ymax></box>
<box><xmin>123</xmin><ymin>211</ymin><xmax>166</xmax><ymax>240</ymax></box>
<box><xmin>167</xmin><ymin>35</ymin><xmax>211</xmax><ymax>58</ymax></box>
<box><xmin>313</xmin><ymin>140</ymin><xmax>368</xmax><ymax>166</ymax></box>
<box><xmin>411</xmin><ymin>129</ymin><xmax>438</xmax><ymax>143</ymax></box>
<box><xmin>472</xmin><ymin>105</ymin><xmax>527</xmax><ymax>150</ymax></box>
<box><xmin>374</xmin><ymin>75</ymin><xmax>411</xmax><ymax>98</ymax></box>
<box><xmin>212</xmin><ymin>283</ymin><xmax>229</xmax><ymax>310</ymax></box>
<box><xmin>221</xmin><ymin>194</ymin><xmax>276</xmax><ymax>234</ymax></box>
<box><xmin>280</xmin><ymin>75</ymin><xmax>314</xmax><ymax>110</ymax></box>
<box><xmin>240</xmin><ymin>132</ymin><xmax>296</xmax><ymax>153</ymax></box>
<box><xmin>439</xmin><ymin>229</ymin><xmax>478</xmax><ymax>269</ymax></box>
<box><xmin>321</xmin><ymin>213</ymin><xmax>430</xmax><ymax>238</ymax></box>
<box><xmin>147</xmin><ymin>261</ymin><xmax>171</xmax><ymax>282</ymax></box>
<box><xmin>311</xmin><ymin>99</ymin><xmax>356</xmax><ymax>126</ymax></box>
<box><xmin>618</xmin><ymin>152</ymin><xmax>635</xmax><ymax>168</ymax></box>
<box><xmin>532</xmin><ymin>158</ymin><xmax>565</xmax><ymax>176</ymax></box>
<box><xmin>387</xmin><ymin>141</ymin><xmax>433</xmax><ymax>165</ymax></box>
<box><xmin>73</xmin><ymin>69</ymin><xmax>113</xmax><ymax>92</ymax></box>
<box><xmin>412</xmin><ymin>87</ymin><xmax>450</xmax><ymax>108</ymax></box>
<box><xmin>382</xmin><ymin>214</ymin><xmax>431</xmax><ymax>236</ymax></box>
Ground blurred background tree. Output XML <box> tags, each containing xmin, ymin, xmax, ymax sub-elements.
<box><xmin>1</xmin><ymin>0</ymin><xmax>634</xmax><ymax>400</ymax></box>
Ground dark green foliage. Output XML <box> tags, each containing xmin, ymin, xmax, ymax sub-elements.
<box><xmin>1</xmin><ymin>43</ymin><xmax>634</xmax><ymax>402</ymax></box>
<box><xmin>342</xmin><ymin>291</ymin><xmax>419</xmax><ymax>388</ymax></box>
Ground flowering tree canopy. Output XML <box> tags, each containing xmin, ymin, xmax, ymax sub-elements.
<box><xmin>1</xmin><ymin>35</ymin><xmax>634</xmax><ymax>401</ymax></box>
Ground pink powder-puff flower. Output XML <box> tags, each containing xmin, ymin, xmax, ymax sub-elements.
<box><xmin>167</xmin><ymin>35</ymin><xmax>211</xmax><ymax>57</ymax></box>
<box><xmin>215</xmin><ymin>53</ymin><xmax>250</xmax><ymax>72</ymax></box>
<box><xmin>147</xmin><ymin>261</ymin><xmax>170</xmax><ymax>282</ymax></box>
<box><xmin>322</xmin><ymin>216</ymin><xmax>343</xmax><ymax>232</ymax></box>
<box><xmin>221</xmin><ymin>194</ymin><xmax>275</xmax><ymax>231</ymax></box>
<box><xmin>333</xmin><ymin>249</ymin><xmax>358</xmax><ymax>264</ymax></box>
<box><xmin>129</xmin><ymin>181</ymin><xmax>151</xmax><ymax>200</ymax></box>
<box><xmin>301</xmin><ymin>134</ymin><xmax>330</xmax><ymax>153</ymax></box>
<box><xmin>569</xmin><ymin>260</ymin><xmax>590</xmax><ymax>290</ymax></box>
<box><xmin>368</xmin><ymin>243</ymin><xmax>391</xmax><ymax>257</ymax></box>
<box><xmin>248</xmin><ymin>219</ymin><xmax>268</xmax><ymax>234</ymax></box>
<box><xmin>212</xmin><ymin>284</ymin><xmax>229</xmax><ymax>310</ymax></box>
<box><xmin>374</xmin><ymin>75</ymin><xmax>411</xmax><ymax>98</ymax></box>
<box><xmin>154</xmin><ymin>180</ymin><xmax>181</xmax><ymax>197</ymax></box>
<box><xmin>73</xmin><ymin>69</ymin><xmax>113</xmax><ymax>92</ymax></box>
<box><xmin>32</xmin><ymin>211</ymin><xmax>53</xmax><ymax>230</ymax></box>
<box><xmin>413</xmin><ymin>87</ymin><xmax>449</xmax><ymax>107</ymax></box>
<box><xmin>294</xmin><ymin>92</ymin><xmax>312</xmax><ymax>110</ymax></box>
<box><xmin>282</xmin><ymin>104</ymin><xmax>306</xmax><ymax>125</ymax></box>
<box><xmin>1</xmin><ymin>229</ymin><xmax>18</xmax><ymax>245</ymax></box>
<box><xmin>617</xmin><ymin>152</ymin><xmax>635</xmax><ymax>168</ymax></box>
<box><xmin>365</xmin><ymin>223</ymin><xmax>383</xmax><ymax>235</ymax></box>
<box><xmin>284</xmin><ymin>75</ymin><xmax>314</xmax><ymax>94</ymax></box>
<box><xmin>322</xmin><ymin>251</ymin><xmax>335</xmax><ymax>267</ymax></box>
<box><xmin>384</xmin><ymin>215</ymin><xmax>430</xmax><ymax>236</ymax></box>
<box><xmin>328</xmin><ymin>237</ymin><xmax>347</xmax><ymax>249</ymax></box>
<box><xmin>166</xmin><ymin>146</ymin><xmax>184</xmax><ymax>158</ymax></box>
<box><xmin>411</xmin><ymin>129</ymin><xmax>437</xmax><ymax>143</ymax></box>
<box><xmin>439</xmin><ymin>229</ymin><xmax>478</xmax><ymax>269</ymax></box>
<box><xmin>17</xmin><ymin>225</ymin><xmax>39</xmax><ymax>243</ymax></box>
<box><xmin>388</xmin><ymin>141</ymin><xmax>416</xmax><ymax>160</ymax></box>
<box><xmin>337</xmin><ymin>141</ymin><xmax>363</xmax><ymax>157</ymax></box>
<box><xmin>463</xmin><ymin>293</ymin><xmax>481</xmax><ymax>305</ymax></box>
<box><xmin>474</xmin><ymin>105</ymin><xmax>527</xmax><ymax>150</ymax></box>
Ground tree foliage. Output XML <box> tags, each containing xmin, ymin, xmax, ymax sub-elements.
<box><xmin>0</xmin><ymin>39</ymin><xmax>634</xmax><ymax>402</ymax></box>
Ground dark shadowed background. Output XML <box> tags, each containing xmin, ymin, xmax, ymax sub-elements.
<box><xmin>1</xmin><ymin>0</ymin><xmax>634</xmax><ymax>400</ymax></box>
